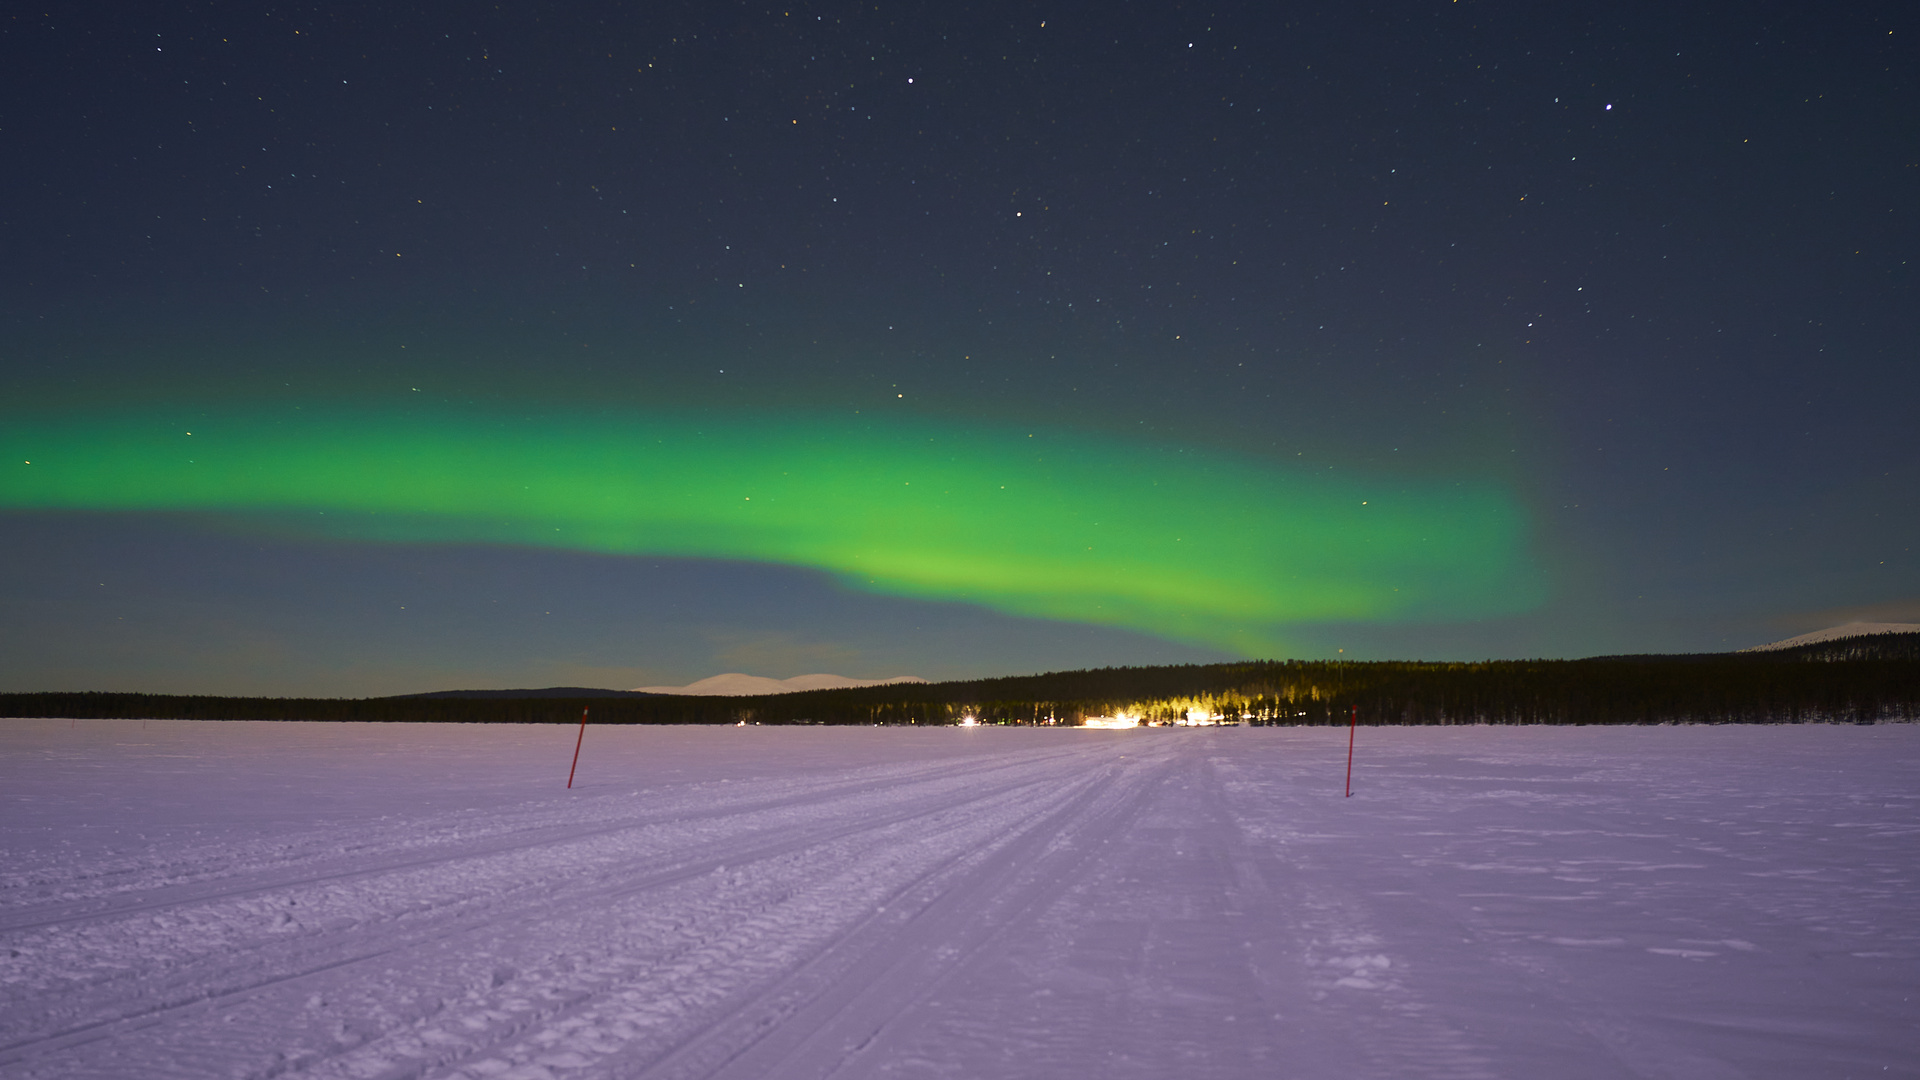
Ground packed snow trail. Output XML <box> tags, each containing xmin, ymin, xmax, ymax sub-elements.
<box><xmin>1</xmin><ymin>721</ymin><xmax>1915</xmax><ymax>1078</ymax></box>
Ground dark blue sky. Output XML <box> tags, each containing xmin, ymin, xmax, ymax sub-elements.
<box><xmin>3</xmin><ymin>1</ymin><xmax>1915</xmax><ymax>695</ymax></box>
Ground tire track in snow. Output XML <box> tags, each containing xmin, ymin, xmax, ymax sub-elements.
<box><xmin>0</xmin><ymin>743</ymin><xmax>1120</xmax><ymax>1075</ymax></box>
<box><xmin>1</xmin><ymin>746</ymin><xmax>1101</xmax><ymax>1007</ymax></box>
<box><xmin>262</xmin><ymin>746</ymin><xmax>1140</xmax><ymax>1080</ymax></box>
<box><xmin>836</xmin><ymin>743</ymin><xmax>1311</xmax><ymax>1080</ymax></box>
<box><xmin>628</xmin><ymin>752</ymin><xmax>1176</xmax><ymax>1080</ymax></box>
<box><xmin>0</xmin><ymin>747</ymin><xmax>1097</xmax><ymax>934</ymax></box>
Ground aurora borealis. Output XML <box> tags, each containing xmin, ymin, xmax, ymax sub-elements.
<box><xmin>2</xmin><ymin>2</ymin><xmax>1915</xmax><ymax>694</ymax></box>
<box><xmin>2</xmin><ymin>405</ymin><xmax>1537</xmax><ymax>655</ymax></box>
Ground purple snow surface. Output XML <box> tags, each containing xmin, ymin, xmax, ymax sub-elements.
<box><xmin>1</xmin><ymin>721</ymin><xmax>1915</xmax><ymax>1079</ymax></box>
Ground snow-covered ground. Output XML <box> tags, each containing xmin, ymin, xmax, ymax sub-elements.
<box><xmin>1</xmin><ymin>720</ymin><xmax>1914</xmax><ymax>1079</ymax></box>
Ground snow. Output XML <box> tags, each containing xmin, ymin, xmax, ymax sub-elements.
<box><xmin>2</xmin><ymin>719</ymin><xmax>1916</xmax><ymax>1079</ymax></box>
<box><xmin>632</xmin><ymin>673</ymin><xmax>930</xmax><ymax>695</ymax></box>
<box><xmin>1741</xmin><ymin>621</ymin><xmax>1920</xmax><ymax>651</ymax></box>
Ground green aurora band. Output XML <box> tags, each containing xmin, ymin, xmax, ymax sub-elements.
<box><xmin>2</xmin><ymin>405</ymin><xmax>1542</xmax><ymax>653</ymax></box>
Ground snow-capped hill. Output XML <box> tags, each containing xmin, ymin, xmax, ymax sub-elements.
<box><xmin>1740</xmin><ymin>621</ymin><xmax>1920</xmax><ymax>652</ymax></box>
<box><xmin>631</xmin><ymin>673</ymin><xmax>930</xmax><ymax>696</ymax></box>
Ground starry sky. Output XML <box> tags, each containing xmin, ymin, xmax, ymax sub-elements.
<box><xmin>3</xmin><ymin>1</ymin><xmax>1915</xmax><ymax>696</ymax></box>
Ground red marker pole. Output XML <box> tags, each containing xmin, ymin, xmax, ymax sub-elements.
<box><xmin>567</xmin><ymin>707</ymin><xmax>589</xmax><ymax>789</ymax></box>
<box><xmin>1345</xmin><ymin>704</ymin><xmax>1356</xmax><ymax>798</ymax></box>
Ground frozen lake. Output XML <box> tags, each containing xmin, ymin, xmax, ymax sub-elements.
<box><xmin>2</xmin><ymin>719</ymin><xmax>1915</xmax><ymax>1079</ymax></box>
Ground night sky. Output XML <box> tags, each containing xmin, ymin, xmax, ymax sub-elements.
<box><xmin>3</xmin><ymin>2</ymin><xmax>1915</xmax><ymax>696</ymax></box>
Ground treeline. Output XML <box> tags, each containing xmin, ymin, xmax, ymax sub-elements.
<box><xmin>5</xmin><ymin>633</ymin><xmax>1917</xmax><ymax>726</ymax></box>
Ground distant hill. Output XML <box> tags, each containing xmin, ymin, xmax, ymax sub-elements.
<box><xmin>397</xmin><ymin>687</ymin><xmax>662</xmax><ymax>700</ymax></box>
<box><xmin>632</xmin><ymin>673</ymin><xmax>929</xmax><ymax>696</ymax></box>
<box><xmin>1757</xmin><ymin>631</ymin><xmax>1920</xmax><ymax>663</ymax></box>
<box><xmin>1741</xmin><ymin>622</ymin><xmax>1920</xmax><ymax>652</ymax></box>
